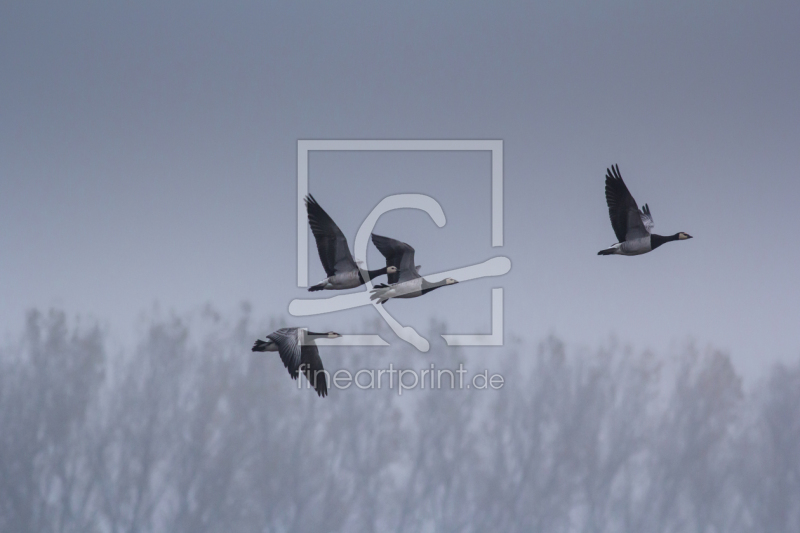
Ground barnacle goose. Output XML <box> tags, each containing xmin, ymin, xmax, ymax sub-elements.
<box><xmin>369</xmin><ymin>234</ymin><xmax>458</xmax><ymax>304</ymax></box>
<box><xmin>598</xmin><ymin>164</ymin><xmax>692</xmax><ymax>256</ymax></box>
<box><xmin>306</xmin><ymin>195</ymin><xmax>397</xmax><ymax>290</ymax></box>
<box><xmin>252</xmin><ymin>328</ymin><xmax>340</xmax><ymax>397</ymax></box>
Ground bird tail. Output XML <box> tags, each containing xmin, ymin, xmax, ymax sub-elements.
<box><xmin>308</xmin><ymin>282</ymin><xmax>326</xmax><ymax>292</ymax></box>
<box><xmin>597</xmin><ymin>247</ymin><xmax>616</xmax><ymax>256</ymax></box>
<box><xmin>252</xmin><ymin>339</ymin><xmax>269</xmax><ymax>352</ymax></box>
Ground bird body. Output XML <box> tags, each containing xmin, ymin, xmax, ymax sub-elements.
<box><xmin>252</xmin><ymin>327</ymin><xmax>340</xmax><ymax>397</ymax></box>
<box><xmin>600</xmin><ymin>236</ymin><xmax>652</xmax><ymax>256</ymax></box>
<box><xmin>370</xmin><ymin>277</ymin><xmax>456</xmax><ymax>304</ymax></box>
<box><xmin>310</xmin><ymin>269</ymin><xmax>374</xmax><ymax>291</ymax></box>
<box><xmin>306</xmin><ymin>195</ymin><xmax>396</xmax><ymax>291</ymax></box>
<box><xmin>251</xmin><ymin>337</ymin><xmax>280</xmax><ymax>352</ymax></box>
<box><xmin>598</xmin><ymin>165</ymin><xmax>692</xmax><ymax>256</ymax></box>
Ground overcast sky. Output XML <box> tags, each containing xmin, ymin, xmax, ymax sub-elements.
<box><xmin>1</xmin><ymin>1</ymin><xmax>798</xmax><ymax>377</ymax></box>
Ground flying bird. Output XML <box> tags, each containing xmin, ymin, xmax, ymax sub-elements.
<box><xmin>252</xmin><ymin>328</ymin><xmax>340</xmax><ymax>397</ymax></box>
<box><xmin>306</xmin><ymin>195</ymin><xmax>397</xmax><ymax>291</ymax></box>
<box><xmin>598</xmin><ymin>164</ymin><xmax>692</xmax><ymax>256</ymax></box>
<box><xmin>369</xmin><ymin>234</ymin><xmax>458</xmax><ymax>304</ymax></box>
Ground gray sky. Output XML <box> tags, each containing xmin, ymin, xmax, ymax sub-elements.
<box><xmin>2</xmin><ymin>1</ymin><xmax>799</xmax><ymax>377</ymax></box>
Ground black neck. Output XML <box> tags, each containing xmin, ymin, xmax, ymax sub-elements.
<box><xmin>358</xmin><ymin>266</ymin><xmax>388</xmax><ymax>283</ymax></box>
<box><xmin>650</xmin><ymin>233</ymin><xmax>680</xmax><ymax>250</ymax></box>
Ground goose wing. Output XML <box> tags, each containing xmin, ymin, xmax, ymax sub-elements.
<box><xmin>371</xmin><ymin>234</ymin><xmax>420</xmax><ymax>284</ymax></box>
<box><xmin>266</xmin><ymin>328</ymin><xmax>302</xmax><ymax>379</ymax></box>
<box><xmin>305</xmin><ymin>195</ymin><xmax>357</xmax><ymax>277</ymax></box>
<box><xmin>640</xmin><ymin>203</ymin><xmax>654</xmax><ymax>233</ymax></box>
<box><xmin>604</xmin><ymin>165</ymin><xmax>650</xmax><ymax>241</ymax></box>
<box><xmin>300</xmin><ymin>343</ymin><xmax>328</xmax><ymax>397</ymax></box>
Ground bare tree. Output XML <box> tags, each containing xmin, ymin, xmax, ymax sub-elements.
<box><xmin>735</xmin><ymin>362</ymin><xmax>800</xmax><ymax>533</ymax></box>
<box><xmin>0</xmin><ymin>310</ymin><xmax>105</xmax><ymax>533</ymax></box>
<box><xmin>2</xmin><ymin>308</ymin><xmax>799</xmax><ymax>533</ymax></box>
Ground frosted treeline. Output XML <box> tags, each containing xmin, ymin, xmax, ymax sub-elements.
<box><xmin>1</xmin><ymin>309</ymin><xmax>798</xmax><ymax>533</ymax></box>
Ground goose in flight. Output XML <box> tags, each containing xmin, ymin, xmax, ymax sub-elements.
<box><xmin>252</xmin><ymin>328</ymin><xmax>340</xmax><ymax>397</ymax></box>
<box><xmin>369</xmin><ymin>234</ymin><xmax>458</xmax><ymax>304</ymax></box>
<box><xmin>598</xmin><ymin>165</ymin><xmax>692</xmax><ymax>256</ymax></box>
<box><xmin>306</xmin><ymin>195</ymin><xmax>397</xmax><ymax>291</ymax></box>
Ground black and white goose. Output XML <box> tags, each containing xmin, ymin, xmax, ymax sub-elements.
<box><xmin>306</xmin><ymin>195</ymin><xmax>397</xmax><ymax>291</ymax></box>
<box><xmin>598</xmin><ymin>164</ymin><xmax>692</xmax><ymax>256</ymax></box>
<box><xmin>369</xmin><ymin>234</ymin><xmax>458</xmax><ymax>304</ymax></box>
<box><xmin>252</xmin><ymin>327</ymin><xmax>340</xmax><ymax>397</ymax></box>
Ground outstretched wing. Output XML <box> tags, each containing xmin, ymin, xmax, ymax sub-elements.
<box><xmin>267</xmin><ymin>328</ymin><xmax>302</xmax><ymax>379</ymax></box>
<box><xmin>300</xmin><ymin>343</ymin><xmax>328</xmax><ymax>397</ymax></box>
<box><xmin>640</xmin><ymin>203</ymin><xmax>655</xmax><ymax>233</ymax></box>
<box><xmin>371</xmin><ymin>234</ymin><xmax>419</xmax><ymax>284</ymax></box>
<box><xmin>604</xmin><ymin>165</ymin><xmax>650</xmax><ymax>241</ymax></box>
<box><xmin>305</xmin><ymin>195</ymin><xmax>357</xmax><ymax>277</ymax></box>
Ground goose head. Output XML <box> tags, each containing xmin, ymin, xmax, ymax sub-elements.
<box><xmin>677</xmin><ymin>232</ymin><xmax>693</xmax><ymax>240</ymax></box>
<box><xmin>387</xmin><ymin>265</ymin><xmax>399</xmax><ymax>274</ymax></box>
<box><xmin>444</xmin><ymin>278</ymin><xmax>458</xmax><ymax>285</ymax></box>
<box><xmin>325</xmin><ymin>331</ymin><xmax>342</xmax><ymax>339</ymax></box>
